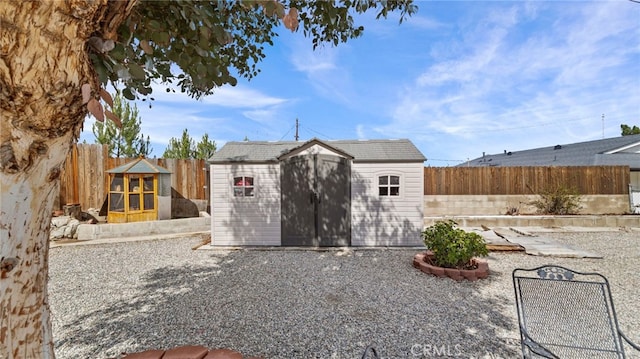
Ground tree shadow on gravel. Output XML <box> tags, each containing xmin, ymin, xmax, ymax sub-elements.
<box><xmin>55</xmin><ymin>250</ymin><xmax>520</xmax><ymax>359</ymax></box>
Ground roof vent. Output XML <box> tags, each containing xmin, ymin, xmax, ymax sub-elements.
<box><xmin>507</xmin><ymin>151</ymin><xmax>512</xmax><ymax>156</ymax></box>
<box><xmin>554</xmin><ymin>145</ymin><xmax>562</xmax><ymax>150</ymax></box>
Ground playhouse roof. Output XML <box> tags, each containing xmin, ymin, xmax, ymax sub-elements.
<box><xmin>106</xmin><ymin>158</ymin><xmax>172</xmax><ymax>174</ymax></box>
<box><xmin>209</xmin><ymin>138</ymin><xmax>426</xmax><ymax>164</ymax></box>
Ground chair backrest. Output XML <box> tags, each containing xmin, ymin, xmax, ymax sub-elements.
<box><xmin>512</xmin><ymin>265</ymin><xmax>627</xmax><ymax>359</ymax></box>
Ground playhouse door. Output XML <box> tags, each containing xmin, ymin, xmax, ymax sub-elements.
<box><xmin>281</xmin><ymin>154</ymin><xmax>351</xmax><ymax>246</ymax></box>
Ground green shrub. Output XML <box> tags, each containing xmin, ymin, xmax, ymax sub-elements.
<box><xmin>421</xmin><ymin>220</ymin><xmax>488</xmax><ymax>269</ymax></box>
<box><xmin>530</xmin><ymin>185</ymin><xmax>582</xmax><ymax>215</ymax></box>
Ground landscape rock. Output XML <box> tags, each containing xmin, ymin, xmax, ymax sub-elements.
<box><xmin>51</xmin><ymin>216</ymin><xmax>71</xmax><ymax>229</ymax></box>
<box><xmin>62</xmin><ymin>219</ymin><xmax>81</xmax><ymax>238</ymax></box>
<box><xmin>50</xmin><ymin>227</ymin><xmax>65</xmax><ymax>240</ymax></box>
<box><xmin>50</xmin><ymin>216</ymin><xmax>88</xmax><ymax>241</ymax></box>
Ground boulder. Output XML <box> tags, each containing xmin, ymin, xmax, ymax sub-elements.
<box><xmin>51</xmin><ymin>215</ymin><xmax>71</xmax><ymax>228</ymax></box>
<box><xmin>50</xmin><ymin>227</ymin><xmax>65</xmax><ymax>240</ymax></box>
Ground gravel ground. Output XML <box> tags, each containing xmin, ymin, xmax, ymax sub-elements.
<box><xmin>49</xmin><ymin>230</ymin><xmax>640</xmax><ymax>359</ymax></box>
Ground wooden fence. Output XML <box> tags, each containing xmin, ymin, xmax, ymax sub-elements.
<box><xmin>424</xmin><ymin>166</ymin><xmax>630</xmax><ymax>195</ymax></box>
<box><xmin>60</xmin><ymin>145</ymin><xmax>630</xmax><ymax>209</ymax></box>
<box><xmin>58</xmin><ymin>144</ymin><xmax>208</xmax><ymax>210</ymax></box>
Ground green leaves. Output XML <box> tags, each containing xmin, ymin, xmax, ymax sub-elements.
<box><xmin>195</xmin><ymin>133</ymin><xmax>217</xmax><ymax>160</ymax></box>
<box><xmin>147</xmin><ymin>20</ymin><xmax>162</xmax><ymax>30</ymax></box>
<box><xmin>128</xmin><ymin>63</ymin><xmax>146</xmax><ymax>80</ymax></box>
<box><xmin>88</xmin><ymin>0</ymin><xmax>416</xmax><ymax>100</ymax></box>
<box><xmin>422</xmin><ymin>220</ymin><xmax>488</xmax><ymax>269</ymax></box>
<box><xmin>92</xmin><ymin>92</ymin><xmax>151</xmax><ymax>158</ymax></box>
<box><xmin>529</xmin><ymin>186</ymin><xmax>582</xmax><ymax>215</ymax></box>
<box><xmin>122</xmin><ymin>88</ymin><xmax>135</xmax><ymax>101</ymax></box>
<box><xmin>151</xmin><ymin>31</ymin><xmax>170</xmax><ymax>45</ymax></box>
<box><xmin>621</xmin><ymin>124</ymin><xmax>640</xmax><ymax>136</ymax></box>
<box><xmin>163</xmin><ymin>129</ymin><xmax>217</xmax><ymax>160</ymax></box>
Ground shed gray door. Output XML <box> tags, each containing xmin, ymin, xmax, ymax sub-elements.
<box><xmin>281</xmin><ymin>154</ymin><xmax>351</xmax><ymax>246</ymax></box>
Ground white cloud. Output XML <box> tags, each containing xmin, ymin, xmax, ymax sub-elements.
<box><xmin>200</xmin><ymin>86</ymin><xmax>288</xmax><ymax>108</ymax></box>
<box><xmin>146</xmin><ymin>83</ymin><xmax>288</xmax><ymax>109</ymax></box>
<box><xmin>242</xmin><ymin>108</ymin><xmax>280</xmax><ymax>124</ymax></box>
<box><xmin>79</xmin><ymin>82</ymin><xmax>294</xmax><ymax>157</ymax></box>
<box><xmin>79</xmin><ymin>1</ymin><xmax>639</xmax><ymax>163</ymax></box>
<box><xmin>405</xmin><ymin>15</ymin><xmax>447</xmax><ymax>30</ymax></box>
<box><xmin>290</xmin><ymin>45</ymin><xmax>338</xmax><ymax>73</ymax></box>
<box><xmin>371</xmin><ymin>1</ymin><xmax>640</xmax><ymax>161</ymax></box>
<box><xmin>288</xmin><ymin>37</ymin><xmax>356</xmax><ymax>105</ymax></box>
<box><xmin>356</xmin><ymin>124</ymin><xmax>366</xmax><ymax>139</ymax></box>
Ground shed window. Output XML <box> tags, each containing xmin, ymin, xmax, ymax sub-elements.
<box><xmin>378</xmin><ymin>175</ymin><xmax>400</xmax><ymax>196</ymax></box>
<box><xmin>233</xmin><ymin>176</ymin><xmax>254</xmax><ymax>197</ymax></box>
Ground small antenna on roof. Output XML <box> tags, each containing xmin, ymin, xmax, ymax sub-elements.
<box><xmin>295</xmin><ymin>118</ymin><xmax>299</xmax><ymax>141</ymax></box>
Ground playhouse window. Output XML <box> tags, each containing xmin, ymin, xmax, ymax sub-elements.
<box><xmin>378</xmin><ymin>175</ymin><xmax>400</xmax><ymax>196</ymax></box>
<box><xmin>109</xmin><ymin>174</ymin><xmax>125</xmax><ymax>212</ymax></box>
<box><xmin>233</xmin><ymin>176</ymin><xmax>254</xmax><ymax>197</ymax></box>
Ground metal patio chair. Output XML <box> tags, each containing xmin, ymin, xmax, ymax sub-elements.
<box><xmin>512</xmin><ymin>265</ymin><xmax>640</xmax><ymax>358</ymax></box>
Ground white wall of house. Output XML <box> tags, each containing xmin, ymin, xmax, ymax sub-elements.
<box><xmin>210</xmin><ymin>163</ymin><xmax>281</xmax><ymax>246</ymax></box>
<box><xmin>351</xmin><ymin>162</ymin><xmax>424</xmax><ymax>246</ymax></box>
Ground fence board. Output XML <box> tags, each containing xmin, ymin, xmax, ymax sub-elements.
<box><xmin>80</xmin><ymin>144</ymin><xmax>91</xmax><ymax>208</ymax></box>
<box><xmin>424</xmin><ymin>166</ymin><xmax>629</xmax><ymax>195</ymax></box>
<box><xmin>63</xmin><ymin>146</ymin><xmax>630</xmax><ymax>209</ymax></box>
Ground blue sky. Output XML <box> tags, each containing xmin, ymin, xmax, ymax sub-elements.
<box><xmin>80</xmin><ymin>1</ymin><xmax>640</xmax><ymax>165</ymax></box>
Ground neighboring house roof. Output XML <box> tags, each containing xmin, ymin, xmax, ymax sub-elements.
<box><xmin>209</xmin><ymin>138</ymin><xmax>427</xmax><ymax>164</ymax></box>
<box><xmin>459</xmin><ymin>134</ymin><xmax>640</xmax><ymax>170</ymax></box>
<box><xmin>106</xmin><ymin>158</ymin><xmax>172</xmax><ymax>174</ymax></box>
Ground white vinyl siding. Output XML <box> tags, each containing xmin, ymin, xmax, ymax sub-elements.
<box><xmin>351</xmin><ymin>162</ymin><xmax>424</xmax><ymax>246</ymax></box>
<box><xmin>210</xmin><ymin>163</ymin><xmax>281</xmax><ymax>246</ymax></box>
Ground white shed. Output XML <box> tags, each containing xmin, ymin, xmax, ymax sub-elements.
<box><xmin>209</xmin><ymin>138</ymin><xmax>426</xmax><ymax>247</ymax></box>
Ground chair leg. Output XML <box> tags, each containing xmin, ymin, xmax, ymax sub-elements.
<box><xmin>361</xmin><ymin>345</ymin><xmax>379</xmax><ymax>359</ymax></box>
<box><xmin>620</xmin><ymin>331</ymin><xmax>640</xmax><ymax>352</ymax></box>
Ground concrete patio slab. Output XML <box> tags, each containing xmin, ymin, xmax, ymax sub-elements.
<box><xmin>492</xmin><ymin>227</ymin><xmax>603</xmax><ymax>258</ymax></box>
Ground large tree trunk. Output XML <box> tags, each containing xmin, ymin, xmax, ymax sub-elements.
<box><xmin>0</xmin><ymin>1</ymin><xmax>133</xmax><ymax>357</ymax></box>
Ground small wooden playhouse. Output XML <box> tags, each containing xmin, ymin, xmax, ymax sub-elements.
<box><xmin>106</xmin><ymin>158</ymin><xmax>172</xmax><ymax>223</ymax></box>
<box><xmin>209</xmin><ymin>138</ymin><xmax>426</xmax><ymax>246</ymax></box>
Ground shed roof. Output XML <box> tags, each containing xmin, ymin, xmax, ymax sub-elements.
<box><xmin>459</xmin><ymin>134</ymin><xmax>640</xmax><ymax>170</ymax></box>
<box><xmin>209</xmin><ymin>138</ymin><xmax>426</xmax><ymax>163</ymax></box>
<box><xmin>106</xmin><ymin>158</ymin><xmax>172</xmax><ymax>174</ymax></box>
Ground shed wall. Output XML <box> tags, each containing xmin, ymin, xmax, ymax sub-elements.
<box><xmin>211</xmin><ymin>163</ymin><xmax>281</xmax><ymax>246</ymax></box>
<box><xmin>351</xmin><ymin>162</ymin><xmax>424</xmax><ymax>246</ymax></box>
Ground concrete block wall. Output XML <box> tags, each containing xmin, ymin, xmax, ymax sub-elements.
<box><xmin>424</xmin><ymin>194</ymin><xmax>631</xmax><ymax>216</ymax></box>
<box><xmin>77</xmin><ymin>216</ymin><xmax>210</xmax><ymax>240</ymax></box>
<box><xmin>424</xmin><ymin>215</ymin><xmax>640</xmax><ymax>228</ymax></box>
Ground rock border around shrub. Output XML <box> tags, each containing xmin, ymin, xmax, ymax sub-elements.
<box><xmin>412</xmin><ymin>251</ymin><xmax>489</xmax><ymax>281</ymax></box>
